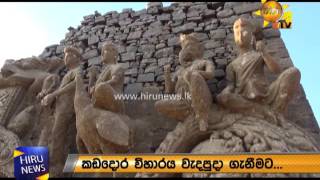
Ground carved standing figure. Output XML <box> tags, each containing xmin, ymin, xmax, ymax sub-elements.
<box><xmin>37</xmin><ymin>74</ymin><xmax>60</xmax><ymax>146</ymax></box>
<box><xmin>155</xmin><ymin>33</ymin><xmax>215</xmax><ymax>131</ymax></box>
<box><xmin>216</xmin><ymin>18</ymin><xmax>301</xmax><ymax>124</ymax></box>
<box><xmin>40</xmin><ymin>47</ymin><xmax>81</xmax><ymax>176</ymax></box>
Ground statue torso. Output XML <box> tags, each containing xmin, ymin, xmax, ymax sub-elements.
<box><xmin>175</xmin><ymin>68</ymin><xmax>190</xmax><ymax>97</ymax></box>
<box><xmin>96</xmin><ymin>64</ymin><xmax>124</xmax><ymax>93</ymax></box>
<box><xmin>174</xmin><ymin>60</ymin><xmax>209</xmax><ymax>98</ymax></box>
<box><xmin>59</xmin><ymin>67</ymin><xmax>79</xmax><ymax>97</ymax></box>
<box><xmin>231</xmin><ymin>50</ymin><xmax>269</xmax><ymax>101</ymax></box>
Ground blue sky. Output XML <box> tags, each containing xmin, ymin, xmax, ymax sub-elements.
<box><xmin>280</xmin><ymin>3</ymin><xmax>320</xmax><ymax>124</ymax></box>
<box><xmin>0</xmin><ymin>2</ymin><xmax>318</xmax><ymax>124</ymax></box>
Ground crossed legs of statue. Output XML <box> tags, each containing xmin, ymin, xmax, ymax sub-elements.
<box><xmin>92</xmin><ymin>82</ymin><xmax>124</xmax><ymax>114</ymax></box>
<box><xmin>217</xmin><ymin>91</ymin><xmax>274</xmax><ymax>121</ymax></box>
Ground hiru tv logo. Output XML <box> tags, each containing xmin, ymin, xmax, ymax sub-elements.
<box><xmin>14</xmin><ymin>146</ymin><xmax>49</xmax><ymax>180</ymax></box>
<box><xmin>254</xmin><ymin>0</ymin><xmax>293</xmax><ymax>29</ymax></box>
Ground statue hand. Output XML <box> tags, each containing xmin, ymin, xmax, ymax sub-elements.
<box><xmin>256</xmin><ymin>40</ymin><xmax>266</xmax><ymax>52</ymax></box>
<box><xmin>37</xmin><ymin>91</ymin><xmax>46</xmax><ymax>100</ymax></box>
<box><xmin>41</xmin><ymin>93</ymin><xmax>55</xmax><ymax>106</ymax></box>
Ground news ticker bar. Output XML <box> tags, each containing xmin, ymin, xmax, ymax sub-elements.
<box><xmin>63</xmin><ymin>154</ymin><xmax>320</xmax><ymax>173</ymax></box>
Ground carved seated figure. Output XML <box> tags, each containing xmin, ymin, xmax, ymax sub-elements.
<box><xmin>216</xmin><ymin>18</ymin><xmax>301</xmax><ymax>124</ymax></box>
<box><xmin>88</xmin><ymin>43</ymin><xmax>125</xmax><ymax>114</ymax></box>
<box><xmin>155</xmin><ymin>33</ymin><xmax>215</xmax><ymax>131</ymax></box>
<box><xmin>74</xmin><ymin>43</ymin><xmax>131</xmax><ymax>155</ymax></box>
<box><xmin>74</xmin><ymin>71</ymin><xmax>131</xmax><ymax>154</ymax></box>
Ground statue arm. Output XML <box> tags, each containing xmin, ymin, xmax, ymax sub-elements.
<box><xmin>261</xmin><ymin>50</ymin><xmax>281</xmax><ymax>74</ymax></box>
<box><xmin>197</xmin><ymin>60</ymin><xmax>215</xmax><ymax>80</ymax></box>
<box><xmin>106</xmin><ymin>75</ymin><xmax>122</xmax><ymax>86</ymax></box>
<box><xmin>51</xmin><ymin>80</ymin><xmax>76</xmax><ymax>98</ymax></box>
<box><xmin>106</xmin><ymin>66</ymin><xmax>124</xmax><ymax>86</ymax></box>
<box><xmin>46</xmin><ymin>75</ymin><xmax>60</xmax><ymax>94</ymax></box>
<box><xmin>41</xmin><ymin>71</ymin><xmax>77</xmax><ymax>106</ymax></box>
<box><xmin>37</xmin><ymin>75</ymin><xmax>60</xmax><ymax>100</ymax></box>
<box><xmin>88</xmin><ymin>66</ymin><xmax>99</xmax><ymax>87</ymax></box>
<box><xmin>257</xmin><ymin>40</ymin><xmax>281</xmax><ymax>74</ymax></box>
<box><xmin>224</xmin><ymin>63</ymin><xmax>236</xmax><ymax>93</ymax></box>
<box><xmin>0</xmin><ymin>75</ymin><xmax>34</xmax><ymax>88</ymax></box>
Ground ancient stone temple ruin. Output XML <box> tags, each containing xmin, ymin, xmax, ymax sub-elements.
<box><xmin>0</xmin><ymin>2</ymin><xmax>319</xmax><ymax>178</ymax></box>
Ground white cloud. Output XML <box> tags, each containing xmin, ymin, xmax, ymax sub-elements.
<box><xmin>0</xmin><ymin>3</ymin><xmax>49</xmax><ymax>68</ymax></box>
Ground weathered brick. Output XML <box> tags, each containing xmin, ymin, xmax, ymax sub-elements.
<box><xmin>121</xmin><ymin>52</ymin><xmax>136</xmax><ymax>61</ymax></box>
<box><xmin>88</xmin><ymin>35</ymin><xmax>99</xmax><ymax>45</ymax></box>
<box><xmin>124</xmin><ymin>83</ymin><xmax>143</xmax><ymax>94</ymax></box>
<box><xmin>155</xmin><ymin>47</ymin><xmax>174</xmax><ymax>58</ymax></box>
<box><xmin>83</xmin><ymin>49</ymin><xmax>98</xmax><ymax>60</ymax></box>
<box><xmin>137</xmin><ymin>73</ymin><xmax>155</xmax><ymax>82</ymax></box>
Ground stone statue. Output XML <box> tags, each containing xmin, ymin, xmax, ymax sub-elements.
<box><xmin>37</xmin><ymin>74</ymin><xmax>61</xmax><ymax>101</ymax></box>
<box><xmin>87</xmin><ymin>65</ymin><xmax>99</xmax><ymax>92</ymax></box>
<box><xmin>136</xmin><ymin>19</ymin><xmax>316</xmax><ymax>178</ymax></box>
<box><xmin>40</xmin><ymin>47</ymin><xmax>81</xmax><ymax>176</ymax></box>
<box><xmin>37</xmin><ymin>74</ymin><xmax>61</xmax><ymax>146</ymax></box>
<box><xmin>74</xmin><ymin>70</ymin><xmax>132</xmax><ymax>154</ymax></box>
<box><xmin>0</xmin><ymin>57</ymin><xmax>63</xmax><ymax>177</ymax></box>
<box><xmin>0</xmin><ymin>57</ymin><xmax>64</xmax><ymax>144</ymax></box>
<box><xmin>155</xmin><ymin>33</ymin><xmax>215</xmax><ymax>131</ymax></box>
<box><xmin>216</xmin><ymin>17</ymin><xmax>301</xmax><ymax>125</ymax></box>
<box><xmin>0</xmin><ymin>57</ymin><xmax>64</xmax><ymax>127</ymax></box>
<box><xmin>75</xmin><ymin>42</ymin><xmax>132</xmax><ymax>154</ymax></box>
<box><xmin>88</xmin><ymin>43</ymin><xmax>125</xmax><ymax>114</ymax></box>
<box><xmin>0</xmin><ymin>57</ymin><xmax>63</xmax><ymax>91</ymax></box>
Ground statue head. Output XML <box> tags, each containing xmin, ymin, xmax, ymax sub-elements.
<box><xmin>179</xmin><ymin>33</ymin><xmax>204</xmax><ymax>67</ymax></box>
<box><xmin>64</xmin><ymin>47</ymin><xmax>81</xmax><ymax>69</ymax></box>
<box><xmin>233</xmin><ymin>18</ymin><xmax>255</xmax><ymax>49</ymax></box>
<box><xmin>178</xmin><ymin>49</ymin><xmax>194</xmax><ymax>68</ymax></box>
<box><xmin>101</xmin><ymin>43</ymin><xmax>118</xmax><ymax>65</ymax></box>
<box><xmin>179</xmin><ymin>33</ymin><xmax>202</xmax><ymax>51</ymax></box>
<box><xmin>1</xmin><ymin>60</ymin><xmax>16</xmax><ymax>78</ymax></box>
